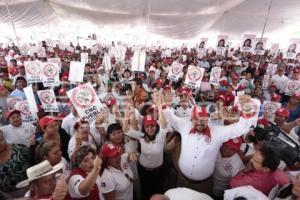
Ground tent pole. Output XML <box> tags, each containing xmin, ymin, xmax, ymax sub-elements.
<box><xmin>260</xmin><ymin>0</ymin><xmax>274</xmax><ymax>40</ymax></box>
<box><xmin>5</xmin><ymin>0</ymin><xmax>20</xmax><ymax>46</ymax></box>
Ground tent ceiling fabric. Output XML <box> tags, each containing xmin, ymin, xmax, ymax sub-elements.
<box><xmin>0</xmin><ymin>0</ymin><xmax>300</xmax><ymax>39</ymax></box>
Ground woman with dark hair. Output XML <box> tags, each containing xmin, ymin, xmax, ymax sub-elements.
<box><xmin>123</xmin><ymin>94</ymin><xmax>168</xmax><ymax>200</ymax></box>
<box><xmin>106</xmin><ymin>123</ymin><xmax>125</xmax><ymax>153</ymax></box>
<box><xmin>217</xmin><ymin>39</ymin><xmax>225</xmax><ymax>48</ymax></box>
<box><xmin>243</xmin><ymin>39</ymin><xmax>252</xmax><ymax>48</ymax></box>
<box><xmin>100</xmin><ymin>143</ymin><xmax>134</xmax><ymax>200</ymax></box>
<box><xmin>67</xmin><ymin>146</ymin><xmax>102</xmax><ymax>200</ymax></box>
<box><xmin>68</xmin><ymin>120</ymin><xmax>97</xmax><ymax>162</ymax></box>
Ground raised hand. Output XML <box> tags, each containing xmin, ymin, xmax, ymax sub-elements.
<box><xmin>53</xmin><ymin>175</ymin><xmax>68</xmax><ymax>200</ymax></box>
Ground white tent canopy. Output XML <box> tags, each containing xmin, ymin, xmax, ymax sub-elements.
<box><xmin>0</xmin><ymin>0</ymin><xmax>300</xmax><ymax>46</ymax></box>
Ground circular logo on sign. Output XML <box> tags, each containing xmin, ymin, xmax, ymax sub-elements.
<box><xmin>224</xmin><ymin>163</ymin><xmax>233</xmax><ymax>172</ymax></box>
<box><xmin>187</xmin><ymin>67</ymin><xmax>202</xmax><ymax>82</ymax></box>
<box><xmin>43</xmin><ymin>63</ymin><xmax>58</xmax><ymax>78</ymax></box>
<box><xmin>18</xmin><ymin>102</ymin><xmax>30</xmax><ymax>115</ymax></box>
<box><xmin>171</xmin><ymin>63</ymin><xmax>182</xmax><ymax>75</ymax></box>
<box><xmin>71</xmin><ymin>85</ymin><xmax>96</xmax><ymax>109</ymax></box>
<box><xmin>39</xmin><ymin>91</ymin><xmax>55</xmax><ymax>104</ymax></box>
<box><xmin>7</xmin><ymin>98</ymin><xmax>21</xmax><ymax>111</ymax></box>
<box><xmin>212</xmin><ymin>68</ymin><xmax>221</xmax><ymax>78</ymax></box>
<box><xmin>264</xmin><ymin>102</ymin><xmax>278</xmax><ymax>115</ymax></box>
<box><xmin>27</xmin><ymin>62</ymin><xmax>41</xmax><ymax>75</ymax></box>
<box><xmin>287</xmin><ymin>82</ymin><xmax>300</xmax><ymax>92</ymax></box>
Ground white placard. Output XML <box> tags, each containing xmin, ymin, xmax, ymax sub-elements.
<box><xmin>103</xmin><ymin>53</ymin><xmax>112</xmax><ymax>71</ymax></box>
<box><xmin>197</xmin><ymin>48</ymin><xmax>206</xmax><ymax>58</ymax></box>
<box><xmin>42</xmin><ymin>62</ymin><xmax>60</xmax><ymax>87</ymax></box>
<box><xmin>37</xmin><ymin>90</ymin><xmax>59</xmax><ymax>112</ymax></box>
<box><xmin>131</xmin><ymin>50</ymin><xmax>146</xmax><ymax>71</ymax></box>
<box><xmin>6</xmin><ymin>96</ymin><xmax>22</xmax><ymax>111</ymax></box>
<box><xmin>24</xmin><ymin>61</ymin><xmax>43</xmax><ymax>83</ymax></box>
<box><xmin>67</xmin><ymin>46</ymin><xmax>75</xmax><ymax>53</ymax></box>
<box><xmin>81</xmin><ymin>53</ymin><xmax>89</xmax><ymax>64</ymax></box>
<box><xmin>285</xmin><ymin>80</ymin><xmax>300</xmax><ymax>96</ymax></box>
<box><xmin>48</xmin><ymin>58</ymin><xmax>62</xmax><ymax>72</ymax></box>
<box><xmin>24</xmin><ymin>84</ymin><xmax>38</xmax><ymax>113</ymax></box>
<box><xmin>20</xmin><ymin>44</ymin><xmax>30</xmax><ymax>55</ymax></box>
<box><xmin>69</xmin><ymin>61</ymin><xmax>85</xmax><ymax>82</ymax></box>
<box><xmin>254</xmin><ymin>38</ymin><xmax>267</xmax><ymax>55</ymax></box>
<box><xmin>263</xmin><ymin>101</ymin><xmax>281</xmax><ymax>121</ymax></box>
<box><xmin>182</xmin><ymin>55</ymin><xmax>187</xmax><ymax>62</ymax></box>
<box><xmin>15</xmin><ymin>100</ymin><xmax>37</xmax><ymax>123</ymax></box>
<box><xmin>67</xmin><ymin>83</ymin><xmax>104</xmax><ymax>121</ymax></box>
<box><xmin>37</xmin><ymin>46</ymin><xmax>46</xmax><ymax>57</ymax></box>
<box><xmin>266</xmin><ymin>64</ymin><xmax>277</xmax><ymax>75</ymax></box>
<box><xmin>167</xmin><ymin>62</ymin><xmax>183</xmax><ymax>82</ymax></box>
<box><xmin>115</xmin><ymin>46</ymin><xmax>126</xmax><ymax>61</ymax></box>
<box><xmin>209</xmin><ymin>67</ymin><xmax>222</xmax><ymax>86</ymax></box>
<box><xmin>262</xmin><ymin>75</ymin><xmax>270</xmax><ymax>89</ymax></box>
<box><xmin>184</xmin><ymin>65</ymin><xmax>204</xmax><ymax>89</ymax></box>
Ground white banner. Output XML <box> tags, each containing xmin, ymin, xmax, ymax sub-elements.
<box><xmin>285</xmin><ymin>80</ymin><xmax>300</xmax><ymax>96</ymax></box>
<box><xmin>24</xmin><ymin>85</ymin><xmax>38</xmax><ymax>113</ymax></box>
<box><xmin>42</xmin><ymin>62</ymin><xmax>60</xmax><ymax>87</ymax></box>
<box><xmin>69</xmin><ymin>61</ymin><xmax>85</xmax><ymax>82</ymax></box>
<box><xmin>131</xmin><ymin>50</ymin><xmax>146</xmax><ymax>71</ymax></box>
<box><xmin>81</xmin><ymin>53</ymin><xmax>89</xmax><ymax>64</ymax></box>
<box><xmin>37</xmin><ymin>46</ymin><xmax>46</xmax><ymax>58</ymax></box>
<box><xmin>263</xmin><ymin>101</ymin><xmax>281</xmax><ymax>121</ymax></box>
<box><xmin>266</xmin><ymin>64</ymin><xmax>277</xmax><ymax>75</ymax></box>
<box><xmin>184</xmin><ymin>65</ymin><xmax>204</xmax><ymax>89</ymax></box>
<box><xmin>67</xmin><ymin>83</ymin><xmax>104</xmax><ymax>121</ymax></box>
<box><xmin>37</xmin><ymin>90</ymin><xmax>59</xmax><ymax>112</ymax></box>
<box><xmin>262</xmin><ymin>75</ymin><xmax>270</xmax><ymax>89</ymax></box>
<box><xmin>24</xmin><ymin>61</ymin><xmax>43</xmax><ymax>83</ymax></box>
<box><xmin>167</xmin><ymin>62</ymin><xmax>183</xmax><ymax>82</ymax></box>
<box><xmin>15</xmin><ymin>100</ymin><xmax>37</xmax><ymax>123</ymax></box>
<box><xmin>7</xmin><ymin>96</ymin><xmax>22</xmax><ymax>111</ymax></box>
<box><xmin>103</xmin><ymin>53</ymin><xmax>112</xmax><ymax>71</ymax></box>
<box><xmin>209</xmin><ymin>67</ymin><xmax>222</xmax><ymax>86</ymax></box>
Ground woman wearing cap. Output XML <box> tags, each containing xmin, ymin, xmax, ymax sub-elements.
<box><xmin>39</xmin><ymin>141</ymin><xmax>70</xmax><ymax>177</ymax></box>
<box><xmin>67</xmin><ymin>146</ymin><xmax>102</xmax><ymax>200</ymax></box>
<box><xmin>68</xmin><ymin>120</ymin><xmax>97</xmax><ymax>162</ymax></box>
<box><xmin>35</xmin><ymin>116</ymin><xmax>70</xmax><ymax>164</ymax></box>
<box><xmin>100</xmin><ymin>143</ymin><xmax>135</xmax><ymax>200</ymax></box>
<box><xmin>16</xmin><ymin>160</ymin><xmax>67</xmax><ymax>200</ymax></box>
<box><xmin>123</xmin><ymin>94</ymin><xmax>168</xmax><ymax>200</ymax></box>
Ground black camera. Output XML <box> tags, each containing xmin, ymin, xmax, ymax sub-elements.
<box><xmin>253</xmin><ymin>122</ymin><xmax>300</xmax><ymax>167</ymax></box>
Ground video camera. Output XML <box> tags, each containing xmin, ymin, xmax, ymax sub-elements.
<box><xmin>252</xmin><ymin>121</ymin><xmax>300</xmax><ymax>167</ymax></box>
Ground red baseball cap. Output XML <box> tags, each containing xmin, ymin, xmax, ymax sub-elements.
<box><xmin>39</xmin><ymin>116</ymin><xmax>58</xmax><ymax>129</ymax></box>
<box><xmin>257</xmin><ymin>117</ymin><xmax>269</xmax><ymax>127</ymax></box>
<box><xmin>5</xmin><ymin>110</ymin><xmax>21</xmax><ymax>119</ymax></box>
<box><xmin>101</xmin><ymin>143</ymin><xmax>120</xmax><ymax>158</ymax></box>
<box><xmin>271</xmin><ymin>93</ymin><xmax>281</xmax><ymax>102</ymax></box>
<box><xmin>238</xmin><ymin>84</ymin><xmax>246</xmax><ymax>90</ymax></box>
<box><xmin>291</xmin><ymin>93</ymin><xmax>300</xmax><ymax>100</ymax></box>
<box><xmin>163</xmin><ymin>85</ymin><xmax>171</xmax><ymax>91</ymax></box>
<box><xmin>224</xmin><ymin>137</ymin><xmax>243</xmax><ymax>151</ymax></box>
<box><xmin>270</xmin><ymin>83</ymin><xmax>277</xmax><ymax>89</ymax></box>
<box><xmin>217</xmin><ymin>94</ymin><xmax>226</xmax><ymax>102</ymax></box>
<box><xmin>178</xmin><ymin>86</ymin><xmax>191</xmax><ymax>96</ymax></box>
<box><xmin>105</xmin><ymin>99</ymin><xmax>116</xmax><ymax>107</ymax></box>
<box><xmin>191</xmin><ymin>106</ymin><xmax>208</xmax><ymax>119</ymax></box>
<box><xmin>59</xmin><ymin>88</ymin><xmax>67</xmax><ymax>96</ymax></box>
<box><xmin>275</xmin><ymin>108</ymin><xmax>290</xmax><ymax>118</ymax></box>
<box><xmin>143</xmin><ymin>115</ymin><xmax>156</xmax><ymax>126</ymax></box>
<box><xmin>219</xmin><ymin>80</ymin><xmax>228</xmax><ymax>86</ymax></box>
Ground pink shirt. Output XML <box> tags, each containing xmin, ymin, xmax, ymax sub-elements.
<box><xmin>229</xmin><ymin>169</ymin><xmax>290</xmax><ymax>195</ymax></box>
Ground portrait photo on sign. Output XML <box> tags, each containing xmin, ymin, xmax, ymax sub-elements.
<box><xmin>242</xmin><ymin>34</ymin><xmax>256</xmax><ymax>52</ymax></box>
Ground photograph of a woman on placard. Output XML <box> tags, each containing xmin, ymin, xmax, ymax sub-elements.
<box><xmin>243</xmin><ymin>38</ymin><xmax>252</xmax><ymax>48</ymax></box>
<box><xmin>217</xmin><ymin>39</ymin><xmax>225</xmax><ymax>48</ymax></box>
<box><xmin>199</xmin><ymin>41</ymin><xmax>205</xmax><ymax>48</ymax></box>
<box><xmin>287</xmin><ymin>43</ymin><xmax>297</xmax><ymax>53</ymax></box>
<box><xmin>255</xmin><ymin>41</ymin><xmax>264</xmax><ymax>51</ymax></box>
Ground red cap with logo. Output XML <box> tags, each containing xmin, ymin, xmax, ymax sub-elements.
<box><xmin>143</xmin><ymin>115</ymin><xmax>156</xmax><ymax>126</ymax></box>
<box><xmin>257</xmin><ymin>117</ymin><xmax>269</xmax><ymax>127</ymax></box>
<box><xmin>39</xmin><ymin>116</ymin><xmax>58</xmax><ymax>129</ymax></box>
<box><xmin>5</xmin><ymin>110</ymin><xmax>21</xmax><ymax>119</ymax></box>
<box><xmin>271</xmin><ymin>93</ymin><xmax>281</xmax><ymax>102</ymax></box>
<box><xmin>275</xmin><ymin>108</ymin><xmax>290</xmax><ymax>118</ymax></box>
<box><xmin>224</xmin><ymin>137</ymin><xmax>243</xmax><ymax>151</ymax></box>
<box><xmin>105</xmin><ymin>99</ymin><xmax>116</xmax><ymax>107</ymax></box>
<box><xmin>191</xmin><ymin>106</ymin><xmax>209</xmax><ymax>119</ymax></box>
<box><xmin>101</xmin><ymin>143</ymin><xmax>121</xmax><ymax>158</ymax></box>
<box><xmin>178</xmin><ymin>86</ymin><xmax>191</xmax><ymax>96</ymax></box>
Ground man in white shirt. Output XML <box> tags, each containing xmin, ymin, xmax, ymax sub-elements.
<box><xmin>270</xmin><ymin>66</ymin><xmax>289</xmax><ymax>94</ymax></box>
<box><xmin>61</xmin><ymin>104</ymin><xmax>80</xmax><ymax>136</ymax></box>
<box><xmin>0</xmin><ymin>110</ymin><xmax>36</xmax><ymax>147</ymax></box>
<box><xmin>161</xmin><ymin>95</ymin><xmax>260</xmax><ymax>194</ymax></box>
<box><xmin>150</xmin><ymin>187</ymin><xmax>213</xmax><ymax>200</ymax></box>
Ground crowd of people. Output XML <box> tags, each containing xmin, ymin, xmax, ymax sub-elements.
<box><xmin>0</xmin><ymin>40</ymin><xmax>300</xmax><ymax>200</ymax></box>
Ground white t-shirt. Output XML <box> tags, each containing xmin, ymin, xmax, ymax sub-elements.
<box><xmin>67</xmin><ymin>135</ymin><xmax>97</xmax><ymax>158</ymax></box>
<box><xmin>165</xmin><ymin>187</ymin><xmax>213</xmax><ymax>200</ymax></box>
<box><xmin>224</xmin><ymin>185</ymin><xmax>269</xmax><ymax>200</ymax></box>
<box><xmin>271</xmin><ymin>74</ymin><xmax>289</xmax><ymax>93</ymax></box>
<box><xmin>1</xmin><ymin>123</ymin><xmax>36</xmax><ymax>147</ymax></box>
<box><xmin>101</xmin><ymin>154</ymin><xmax>134</xmax><ymax>200</ymax></box>
<box><xmin>213</xmin><ymin>153</ymin><xmax>245</xmax><ymax>197</ymax></box>
<box><xmin>126</xmin><ymin>128</ymin><xmax>168</xmax><ymax>169</ymax></box>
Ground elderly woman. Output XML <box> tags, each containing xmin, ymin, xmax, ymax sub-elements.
<box><xmin>123</xmin><ymin>94</ymin><xmax>168</xmax><ymax>200</ymax></box>
<box><xmin>16</xmin><ymin>160</ymin><xmax>67</xmax><ymax>200</ymax></box>
<box><xmin>68</xmin><ymin>120</ymin><xmax>97</xmax><ymax>162</ymax></box>
<box><xmin>100</xmin><ymin>143</ymin><xmax>135</xmax><ymax>200</ymax></box>
<box><xmin>67</xmin><ymin>146</ymin><xmax>102</xmax><ymax>200</ymax></box>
